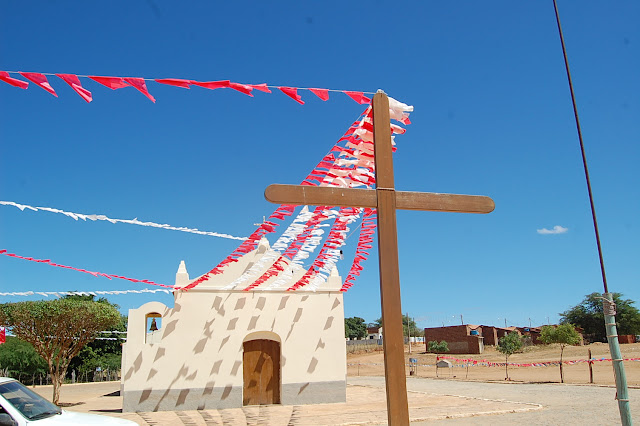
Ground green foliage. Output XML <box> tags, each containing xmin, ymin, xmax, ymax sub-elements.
<box><xmin>497</xmin><ymin>331</ymin><xmax>523</xmax><ymax>357</ymax></box>
<box><xmin>540</xmin><ymin>324</ymin><xmax>581</xmax><ymax>347</ymax></box>
<box><xmin>427</xmin><ymin>340</ymin><xmax>449</xmax><ymax>354</ymax></box>
<box><xmin>497</xmin><ymin>331</ymin><xmax>523</xmax><ymax>380</ymax></box>
<box><xmin>560</xmin><ymin>292</ymin><xmax>640</xmax><ymax>342</ymax></box>
<box><xmin>68</xmin><ymin>312</ymin><xmax>127</xmax><ymax>376</ymax></box>
<box><xmin>0</xmin><ymin>337</ymin><xmax>47</xmax><ymax>382</ymax></box>
<box><xmin>539</xmin><ymin>324</ymin><xmax>581</xmax><ymax>383</ymax></box>
<box><xmin>0</xmin><ymin>296</ymin><xmax>121</xmax><ymax>404</ymax></box>
<box><xmin>372</xmin><ymin>315</ymin><xmax>422</xmax><ymax>337</ymax></box>
<box><xmin>344</xmin><ymin>317</ymin><xmax>368</xmax><ymax>339</ymax></box>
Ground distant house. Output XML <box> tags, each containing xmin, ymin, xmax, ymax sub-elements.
<box><xmin>481</xmin><ymin>326</ymin><xmax>518</xmax><ymax>346</ymax></box>
<box><xmin>516</xmin><ymin>326</ymin><xmax>542</xmax><ymax>344</ymax></box>
<box><xmin>366</xmin><ymin>326</ymin><xmax>382</xmax><ymax>341</ymax></box>
<box><xmin>423</xmin><ymin>325</ymin><xmax>484</xmax><ymax>354</ymax></box>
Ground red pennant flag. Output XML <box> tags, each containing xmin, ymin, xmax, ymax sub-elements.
<box><xmin>309</xmin><ymin>88</ymin><xmax>329</xmax><ymax>101</ymax></box>
<box><xmin>250</xmin><ymin>83</ymin><xmax>272</xmax><ymax>93</ymax></box>
<box><xmin>192</xmin><ymin>80</ymin><xmax>230</xmax><ymax>90</ymax></box>
<box><xmin>229</xmin><ymin>82</ymin><xmax>254</xmax><ymax>97</ymax></box>
<box><xmin>0</xmin><ymin>327</ymin><xmax>5</xmax><ymax>344</ymax></box>
<box><xmin>19</xmin><ymin>72</ymin><xmax>57</xmax><ymax>97</ymax></box>
<box><xmin>56</xmin><ymin>74</ymin><xmax>92</xmax><ymax>103</ymax></box>
<box><xmin>344</xmin><ymin>91</ymin><xmax>371</xmax><ymax>105</ymax></box>
<box><xmin>0</xmin><ymin>71</ymin><xmax>29</xmax><ymax>89</ymax></box>
<box><xmin>155</xmin><ymin>78</ymin><xmax>193</xmax><ymax>88</ymax></box>
<box><xmin>89</xmin><ymin>76</ymin><xmax>130</xmax><ymax>89</ymax></box>
<box><xmin>123</xmin><ymin>77</ymin><xmax>156</xmax><ymax>102</ymax></box>
<box><xmin>279</xmin><ymin>86</ymin><xmax>304</xmax><ymax>105</ymax></box>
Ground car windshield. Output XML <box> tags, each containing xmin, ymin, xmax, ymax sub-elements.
<box><xmin>0</xmin><ymin>380</ymin><xmax>61</xmax><ymax>420</ymax></box>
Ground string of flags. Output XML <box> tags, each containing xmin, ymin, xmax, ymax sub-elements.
<box><xmin>177</xmin><ymin>97</ymin><xmax>412</xmax><ymax>291</ymax></box>
<box><xmin>0</xmin><ymin>70</ymin><xmax>373</xmax><ymax>105</ymax></box>
<box><xmin>1</xmin><ymin>78</ymin><xmax>413</xmax><ymax>293</ymax></box>
<box><xmin>437</xmin><ymin>355</ymin><xmax>640</xmax><ymax>368</ymax></box>
<box><xmin>0</xmin><ymin>201</ymin><xmax>246</xmax><ymax>241</ymax></box>
<box><xmin>0</xmin><ymin>250</ymin><xmax>172</xmax><ymax>288</ymax></box>
<box><xmin>0</xmin><ymin>289</ymin><xmax>172</xmax><ymax>297</ymax></box>
<box><xmin>348</xmin><ymin>357</ymin><xmax>640</xmax><ymax>369</ymax></box>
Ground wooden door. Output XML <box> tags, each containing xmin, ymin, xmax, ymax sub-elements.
<box><xmin>243</xmin><ymin>339</ymin><xmax>280</xmax><ymax>405</ymax></box>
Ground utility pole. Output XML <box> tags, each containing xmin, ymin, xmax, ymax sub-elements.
<box><xmin>529</xmin><ymin>318</ymin><xmax>532</xmax><ymax>328</ymax></box>
<box><xmin>504</xmin><ymin>318</ymin><xmax>507</xmax><ymax>328</ymax></box>
<box><xmin>553</xmin><ymin>2</ymin><xmax>632</xmax><ymax>422</ymax></box>
<box><xmin>460</xmin><ymin>314</ymin><xmax>464</xmax><ymax>325</ymax></box>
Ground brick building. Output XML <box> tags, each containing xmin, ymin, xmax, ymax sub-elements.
<box><xmin>423</xmin><ymin>324</ymin><xmax>484</xmax><ymax>354</ymax></box>
<box><xmin>481</xmin><ymin>326</ymin><xmax>519</xmax><ymax>346</ymax></box>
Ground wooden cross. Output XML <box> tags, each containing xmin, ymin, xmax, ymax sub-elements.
<box><xmin>264</xmin><ymin>91</ymin><xmax>495</xmax><ymax>425</ymax></box>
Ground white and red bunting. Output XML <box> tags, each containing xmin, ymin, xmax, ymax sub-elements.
<box><xmin>1</xmin><ymin>73</ymin><xmax>413</xmax><ymax>293</ymax></box>
<box><xmin>176</xmin><ymin>97</ymin><xmax>413</xmax><ymax>292</ymax></box>
<box><xmin>0</xmin><ymin>70</ymin><xmax>372</xmax><ymax>105</ymax></box>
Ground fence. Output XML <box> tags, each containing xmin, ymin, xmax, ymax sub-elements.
<box><xmin>0</xmin><ymin>369</ymin><xmax>121</xmax><ymax>386</ymax></box>
<box><xmin>346</xmin><ymin>339</ymin><xmax>383</xmax><ymax>353</ymax></box>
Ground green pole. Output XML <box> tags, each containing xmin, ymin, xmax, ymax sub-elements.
<box><xmin>603</xmin><ymin>293</ymin><xmax>632</xmax><ymax>426</ymax></box>
<box><xmin>552</xmin><ymin>1</ymin><xmax>634</xmax><ymax>423</ymax></box>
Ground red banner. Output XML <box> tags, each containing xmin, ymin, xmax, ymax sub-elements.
<box><xmin>1</xmin><ymin>70</ymin><xmax>376</xmax><ymax>105</ymax></box>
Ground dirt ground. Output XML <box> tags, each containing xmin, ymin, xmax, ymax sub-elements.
<box><xmin>347</xmin><ymin>342</ymin><xmax>640</xmax><ymax>386</ymax></box>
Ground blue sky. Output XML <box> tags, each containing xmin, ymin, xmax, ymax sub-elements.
<box><xmin>1</xmin><ymin>1</ymin><xmax>638</xmax><ymax>329</ymax></box>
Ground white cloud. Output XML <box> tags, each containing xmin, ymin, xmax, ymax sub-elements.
<box><xmin>537</xmin><ymin>225</ymin><xmax>568</xmax><ymax>235</ymax></box>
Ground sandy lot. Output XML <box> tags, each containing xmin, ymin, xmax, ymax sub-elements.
<box><xmin>347</xmin><ymin>342</ymin><xmax>640</xmax><ymax>386</ymax></box>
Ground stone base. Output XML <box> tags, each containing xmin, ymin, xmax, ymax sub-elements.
<box><xmin>122</xmin><ymin>381</ymin><xmax>346</xmax><ymax>412</ymax></box>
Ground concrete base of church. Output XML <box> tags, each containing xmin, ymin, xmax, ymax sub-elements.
<box><xmin>122</xmin><ymin>380</ymin><xmax>346</xmax><ymax>412</ymax></box>
<box><xmin>281</xmin><ymin>380</ymin><xmax>346</xmax><ymax>405</ymax></box>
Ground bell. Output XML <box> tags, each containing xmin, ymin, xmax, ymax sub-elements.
<box><xmin>149</xmin><ymin>318</ymin><xmax>158</xmax><ymax>332</ymax></box>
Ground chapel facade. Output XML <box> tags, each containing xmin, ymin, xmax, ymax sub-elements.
<box><xmin>121</xmin><ymin>237</ymin><xmax>347</xmax><ymax>412</ymax></box>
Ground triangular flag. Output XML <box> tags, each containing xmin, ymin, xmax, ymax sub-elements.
<box><xmin>309</xmin><ymin>88</ymin><xmax>329</xmax><ymax>101</ymax></box>
<box><xmin>0</xmin><ymin>71</ymin><xmax>29</xmax><ymax>89</ymax></box>
<box><xmin>123</xmin><ymin>77</ymin><xmax>156</xmax><ymax>102</ymax></box>
<box><xmin>89</xmin><ymin>76</ymin><xmax>130</xmax><ymax>89</ymax></box>
<box><xmin>229</xmin><ymin>82</ymin><xmax>254</xmax><ymax>97</ymax></box>
<box><xmin>19</xmin><ymin>72</ymin><xmax>57</xmax><ymax>97</ymax></box>
<box><xmin>191</xmin><ymin>80</ymin><xmax>230</xmax><ymax>90</ymax></box>
<box><xmin>250</xmin><ymin>83</ymin><xmax>272</xmax><ymax>93</ymax></box>
<box><xmin>279</xmin><ymin>86</ymin><xmax>304</xmax><ymax>105</ymax></box>
<box><xmin>155</xmin><ymin>78</ymin><xmax>192</xmax><ymax>88</ymax></box>
<box><xmin>343</xmin><ymin>91</ymin><xmax>371</xmax><ymax>105</ymax></box>
<box><xmin>56</xmin><ymin>74</ymin><xmax>92</xmax><ymax>102</ymax></box>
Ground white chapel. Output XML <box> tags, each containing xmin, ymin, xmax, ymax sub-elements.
<box><xmin>121</xmin><ymin>237</ymin><xmax>347</xmax><ymax>412</ymax></box>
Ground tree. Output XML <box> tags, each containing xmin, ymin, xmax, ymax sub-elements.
<box><xmin>0</xmin><ymin>297</ymin><xmax>121</xmax><ymax>404</ymax></box>
<box><xmin>372</xmin><ymin>315</ymin><xmax>422</xmax><ymax>338</ymax></box>
<box><xmin>68</xmin><ymin>308</ymin><xmax>127</xmax><ymax>381</ymax></box>
<box><xmin>344</xmin><ymin>317</ymin><xmax>368</xmax><ymax>340</ymax></box>
<box><xmin>539</xmin><ymin>324</ymin><xmax>581</xmax><ymax>383</ymax></box>
<box><xmin>427</xmin><ymin>340</ymin><xmax>449</xmax><ymax>354</ymax></box>
<box><xmin>496</xmin><ymin>331</ymin><xmax>523</xmax><ymax>380</ymax></box>
<box><xmin>560</xmin><ymin>292</ymin><xmax>640</xmax><ymax>342</ymax></box>
<box><xmin>0</xmin><ymin>336</ymin><xmax>47</xmax><ymax>384</ymax></box>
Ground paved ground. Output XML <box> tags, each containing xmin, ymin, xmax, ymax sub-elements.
<box><xmin>31</xmin><ymin>378</ymin><xmax>638</xmax><ymax>425</ymax></box>
<box><xmin>352</xmin><ymin>376</ymin><xmax>640</xmax><ymax>425</ymax></box>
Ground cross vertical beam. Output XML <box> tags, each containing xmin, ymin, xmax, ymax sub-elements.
<box><xmin>372</xmin><ymin>92</ymin><xmax>410</xmax><ymax>425</ymax></box>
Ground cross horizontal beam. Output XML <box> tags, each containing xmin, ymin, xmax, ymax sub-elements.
<box><xmin>265</xmin><ymin>184</ymin><xmax>495</xmax><ymax>214</ymax></box>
